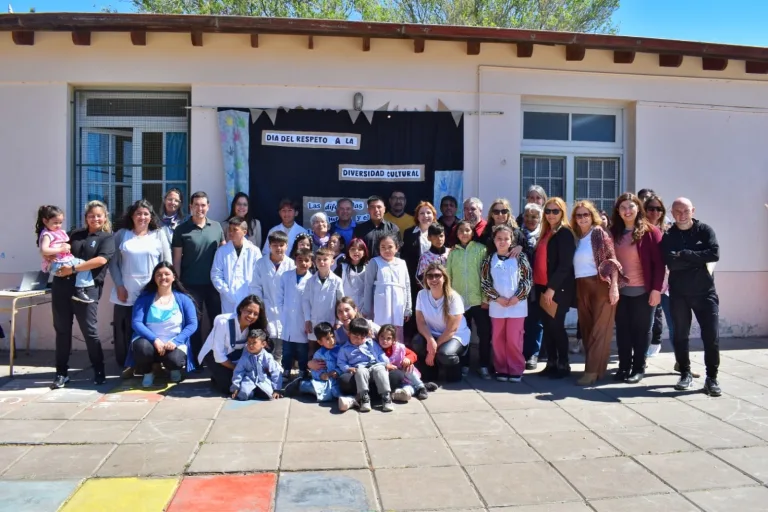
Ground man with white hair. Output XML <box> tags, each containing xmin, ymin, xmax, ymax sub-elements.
<box><xmin>456</xmin><ymin>197</ymin><xmax>487</xmax><ymax>242</ymax></box>
<box><xmin>661</xmin><ymin>197</ymin><xmax>721</xmax><ymax>397</ymax></box>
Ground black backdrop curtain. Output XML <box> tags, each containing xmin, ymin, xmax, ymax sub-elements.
<box><xmin>218</xmin><ymin>108</ymin><xmax>463</xmax><ymax>230</ymax></box>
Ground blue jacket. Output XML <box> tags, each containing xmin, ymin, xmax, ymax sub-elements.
<box><xmin>127</xmin><ymin>290</ymin><xmax>199</xmax><ymax>371</ymax></box>
<box><xmin>337</xmin><ymin>338</ymin><xmax>389</xmax><ymax>373</ymax></box>
<box><xmin>231</xmin><ymin>350</ymin><xmax>283</xmax><ymax>400</ymax></box>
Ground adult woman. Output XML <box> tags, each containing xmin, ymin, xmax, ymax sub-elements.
<box><xmin>479</xmin><ymin>198</ymin><xmax>527</xmax><ymax>255</ymax></box>
<box><xmin>412</xmin><ymin>262</ymin><xmax>473</xmax><ymax>383</ymax></box>
<box><xmin>610</xmin><ymin>193</ymin><xmax>664</xmax><ymax>383</ymax></box>
<box><xmin>644</xmin><ymin>194</ymin><xmax>675</xmax><ymax>359</ymax></box>
<box><xmin>535</xmin><ymin>197</ymin><xmax>576</xmax><ymax>378</ymax></box>
<box><xmin>571</xmin><ymin>201</ymin><xmax>623</xmax><ymax>385</ymax></box>
<box><xmin>128</xmin><ymin>262</ymin><xmax>198</xmax><ymax>387</ymax></box>
<box><xmin>516</xmin><ymin>185</ymin><xmax>547</xmax><ymax>226</ymax></box>
<box><xmin>198</xmin><ymin>295</ymin><xmax>269</xmax><ymax>394</ymax></box>
<box><xmin>520</xmin><ymin>203</ymin><xmax>545</xmax><ymax>369</ymax></box>
<box><xmin>50</xmin><ymin>200</ymin><xmax>115</xmax><ymax>388</ymax></box>
<box><xmin>109</xmin><ymin>199</ymin><xmax>172</xmax><ymax>371</ymax></box>
<box><xmin>310</xmin><ymin>212</ymin><xmax>330</xmax><ymax>251</ymax></box>
<box><xmin>221</xmin><ymin>192</ymin><xmax>263</xmax><ymax>248</ymax></box>
<box><xmin>158</xmin><ymin>188</ymin><xmax>185</xmax><ymax>245</ymax></box>
<box><xmin>401</xmin><ymin>201</ymin><xmax>437</xmax><ymax>336</ymax></box>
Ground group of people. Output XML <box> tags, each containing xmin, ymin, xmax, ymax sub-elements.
<box><xmin>34</xmin><ymin>181</ymin><xmax>723</xmax><ymax>415</ymax></box>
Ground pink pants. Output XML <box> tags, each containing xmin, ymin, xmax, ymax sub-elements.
<box><xmin>491</xmin><ymin>317</ymin><xmax>526</xmax><ymax>376</ymax></box>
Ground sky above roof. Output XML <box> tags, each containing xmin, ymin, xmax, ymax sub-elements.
<box><xmin>6</xmin><ymin>0</ymin><xmax>768</xmax><ymax>48</ymax></box>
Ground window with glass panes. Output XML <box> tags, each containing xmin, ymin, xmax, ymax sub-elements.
<box><xmin>74</xmin><ymin>91</ymin><xmax>190</xmax><ymax>229</ymax></box>
<box><xmin>520</xmin><ymin>105</ymin><xmax>623</xmax><ymax>211</ymax></box>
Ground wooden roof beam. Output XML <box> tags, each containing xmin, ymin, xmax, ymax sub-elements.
<box><xmin>702</xmin><ymin>57</ymin><xmax>727</xmax><ymax>71</ymax></box>
<box><xmin>746</xmin><ymin>61</ymin><xmax>768</xmax><ymax>74</ymax></box>
<box><xmin>614</xmin><ymin>50</ymin><xmax>635</xmax><ymax>64</ymax></box>
<box><xmin>72</xmin><ymin>30</ymin><xmax>90</xmax><ymax>46</ymax></box>
<box><xmin>362</xmin><ymin>36</ymin><xmax>370</xmax><ymax>52</ymax></box>
<box><xmin>250</xmin><ymin>33</ymin><xmax>259</xmax><ymax>48</ymax></box>
<box><xmin>11</xmin><ymin>30</ymin><xmax>34</xmax><ymax>45</ymax></box>
<box><xmin>191</xmin><ymin>30</ymin><xmax>203</xmax><ymax>46</ymax></box>
<box><xmin>565</xmin><ymin>45</ymin><xmax>585</xmax><ymax>61</ymax></box>
<box><xmin>659</xmin><ymin>54</ymin><xmax>683</xmax><ymax>67</ymax></box>
<box><xmin>130</xmin><ymin>30</ymin><xmax>146</xmax><ymax>46</ymax></box>
<box><xmin>467</xmin><ymin>40</ymin><xmax>480</xmax><ymax>55</ymax></box>
<box><xmin>413</xmin><ymin>38</ymin><xmax>425</xmax><ymax>53</ymax></box>
<box><xmin>308</xmin><ymin>35</ymin><xmax>314</xmax><ymax>49</ymax></box>
<box><xmin>517</xmin><ymin>42</ymin><xmax>533</xmax><ymax>58</ymax></box>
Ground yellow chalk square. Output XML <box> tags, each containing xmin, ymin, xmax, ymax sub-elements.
<box><xmin>61</xmin><ymin>477</ymin><xmax>179</xmax><ymax>512</ymax></box>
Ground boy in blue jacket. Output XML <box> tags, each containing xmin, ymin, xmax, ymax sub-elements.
<box><xmin>337</xmin><ymin>317</ymin><xmax>394</xmax><ymax>412</ymax></box>
<box><xmin>231</xmin><ymin>329</ymin><xmax>283</xmax><ymax>401</ymax></box>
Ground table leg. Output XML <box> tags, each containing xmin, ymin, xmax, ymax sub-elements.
<box><xmin>26</xmin><ymin>306</ymin><xmax>32</xmax><ymax>355</ymax></box>
<box><xmin>9</xmin><ymin>299</ymin><xmax>17</xmax><ymax>378</ymax></box>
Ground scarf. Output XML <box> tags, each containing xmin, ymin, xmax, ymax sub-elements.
<box><xmin>313</xmin><ymin>232</ymin><xmax>330</xmax><ymax>248</ymax></box>
<box><xmin>429</xmin><ymin>245</ymin><xmax>447</xmax><ymax>255</ymax></box>
<box><xmin>161</xmin><ymin>211</ymin><xmax>182</xmax><ymax>231</ymax></box>
<box><xmin>521</xmin><ymin>223</ymin><xmax>541</xmax><ymax>248</ymax></box>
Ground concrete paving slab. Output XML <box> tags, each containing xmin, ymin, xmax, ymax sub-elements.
<box><xmin>281</xmin><ymin>441</ymin><xmax>367</xmax><ymax>470</ymax></box>
<box><xmin>44</xmin><ymin>420</ymin><xmax>138</xmax><ymax>444</ymax></box>
<box><xmin>590</xmin><ymin>493</ymin><xmax>699</xmax><ymax>511</ymax></box>
<box><xmin>563</xmin><ymin>403</ymin><xmax>654</xmax><ymax>430</ymax></box>
<box><xmin>489</xmin><ymin>504</ymin><xmax>591</xmax><ymax>512</ymax></box>
<box><xmin>218</xmin><ymin>398</ymin><xmax>289</xmax><ymax>419</ymax></box>
<box><xmin>685</xmin><ymin>397</ymin><xmax>768</xmax><ymax>422</ymax></box>
<box><xmin>286</xmin><ymin>413</ymin><xmax>362</xmax><ymax>442</ymax></box>
<box><xmin>360</xmin><ymin>412</ymin><xmax>438</xmax><ymax>440</ymax></box>
<box><xmin>167</xmin><ymin>474</ymin><xmax>277</xmax><ymax>512</ymax></box>
<box><xmin>3</xmin><ymin>402</ymin><xmax>88</xmax><ymax>420</ymax></box>
<box><xmin>0</xmin><ymin>419</ymin><xmax>65</xmax><ymax>444</ymax></box>
<box><xmin>367</xmin><ymin>437</ymin><xmax>457</xmax><ymax>469</ymax></box>
<box><xmin>275</xmin><ymin>470</ymin><xmax>378</xmax><ymax>512</ymax></box>
<box><xmin>0</xmin><ymin>401</ymin><xmax>24</xmax><ymax>418</ymax></box>
<box><xmin>431</xmin><ymin>411</ymin><xmax>514</xmax><ymax>438</ymax></box>
<box><xmin>522</xmin><ymin>430</ymin><xmax>620</xmax><ymax>461</ymax></box>
<box><xmin>685</xmin><ymin>486</ymin><xmax>768</xmax><ymax>512</ymax></box>
<box><xmin>594</xmin><ymin>426</ymin><xmax>697</xmax><ymax>455</ymax></box>
<box><xmin>206</xmin><ymin>417</ymin><xmax>286</xmax><ymax>443</ymax></box>
<box><xmin>144</xmin><ymin>397</ymin><xmax>223</xmax><ymax>421</ymax></box>
<box><xmin>122</xmin><ymin>419</ymin><xmax>211</xmax><ymax>444</ymax></box>
<box><xmin>376</xmin><ymin>465</ymin><xmax>482</xmax><ymax>510</ymax></box>
<box><xmin>627</xmin><ymin>401</ymin><xmax>713</xmax><ymax>425</ymax></box>
<box><xmin>59</xmin><ymin>477</ymin><xmax>178</xmax><ymax>512</ymax></box>
<box><xmin>465</xmin><ymin>462</ymin><xmax>579</xmax><ymax>507</ymax></box>
<box><xmin>34</xmin><ymin>388</ymin><xmax>103</xmax><ymax>404</ymax></box>
<box><xmin>0</xmin><ymin>480</ymin><xmax>82</xmax><ymax>512</ymax></box>
<box><xmin>187</xmin><ymin>442</ymin><xmax>281</xmax><ymax>473</ymax></box>
<box><xmin>2</xmin><ymin>444</ymin><xmax>113</xmax><ymax>480</ymax></box>
<box><xmin>446</xmin><ymin>434</ymin><xmax>541</xmax><ymax>465</ymax></box>
<box><xmin>711</xmin><ymin>446</ymin><xmax>768</xmax><ymax>484</ymax></box>
<box><xmin>74</xmin><ymin>401</ymin><xmax>156</xmax><ymax>421</ymax></box>
<box><xmin>500</xmin><ymin>408</ymin><xmax>588</xmax><ymax>434</ymax></box>
<box><xmin>663</xmin><ymin>418</ymin><xmax>765</xmax><ymax>449</ymax></box>
<box><xmin>422</xmin><ymin>391</ymin><xmax>493</xmax><ymax>413</ymax></box>
<box><xmin>554</xmin><ymin>457</ymin><xmax>672</xmax><ymax>499</ymax></box>
<box><xmin>478</xmin><ymin>390</ymin><xmax>559</xmax><ymax>410</ymax></box>
<box><xmin>0</xmin><ymin>446</ymin><xmax>30</xmax><ymax>474</ymax></box>
<box><xmin>635</xmin><ymin>451</ymin><xmax>758</xmax><ymax>492</ymax></box>
<box><xmin>97</xmin><ymin>391</ymin><xmax>165</xmax><ymax>403</ymax></box>
<box><xmin>97</xmin><ymin>442</ymin><xmax>197</xmax><ymax>477</ymax></box>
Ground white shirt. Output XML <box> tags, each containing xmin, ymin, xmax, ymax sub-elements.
<box><xmin>302</xmin><ymin>272</ymin><xmax>345</xmax><ymax>341</ymax></box>
<box><xmin>109</xmin><ymin>229</ymin><xmax>172</xmax><ymax>306</ymax></box>
<box><xmin>413</xmin><ymin>226</ymin><xmax>430</xmax><ymax>255</ymax></box>
<box><xmin>415</xmin><ymin>289</ymin><xmax>472</xmax><ymax>346</ymax></box>
<box><xmin>488</xmin><ymin>254</ymin><xmax>528</xmax><ymax>319</ymax></box>
<box><xmin>210</xmin><ymin>239</ymin><xmax>262</xmax><ymax>315</ymax></box>
<box><xmin>277</xmin><ymin>269</ymin><xmax>312</xmax><ymax>344</ymax></box>
<box><xmin>252</xmin><ymin>255</ymin><xmax>296</xmax><ymax>339</ymax></box>
<box><xmin>198</xmin><ymin>313</ymin><xmax>248</xmax><ymax>364</ymax></box>
<box><xmin>262</xmin><ymin>223</ymin><xmax>307</xmax><ymax>256</ymax></box>
<box><xmin>574</xmin><ymin>229</ymin><xmax>598</xmax><ymax>279</ymax></box>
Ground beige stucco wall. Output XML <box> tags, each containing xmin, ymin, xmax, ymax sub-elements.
<box><xmin>0</xmin><ymin>31</ymin><xmax>766</xmax><ymax>350</ymax></box>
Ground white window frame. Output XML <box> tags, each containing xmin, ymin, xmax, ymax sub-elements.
<box><xmin>521</xmin><ymin>104</ymin><xmax>623</xmax><ymax>150</ymax></box>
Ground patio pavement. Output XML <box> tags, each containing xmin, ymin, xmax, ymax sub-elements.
<box><xmin>1</xmin><ymin>338</ymin><xmax>768</xmax><ymax>511</ymax></box>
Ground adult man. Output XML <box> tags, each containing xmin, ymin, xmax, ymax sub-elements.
<box><xmin>353</xmin><ymin>195</ymin><xmax>401</xmax><ymax>257</ymax></box>
<box><xmin>661</xmin><ymin>197</ymin><xmax>721</xmax><ymax>397</ymax></box>
<box><xmin>330</xmin><ymin>198</ymin><xmax>356</xmax><ymax>245</ymax></box>
<box><xmin>383</xmin><ymin>189</ymin><xmax>414</xmax><ymax>232</ymax></box>
<box><xmin>172</xmin><ymin>191</ymin><xmax>225</xmax><ymax>361</ymax></box>
<box><xmin>449</xmin><ymin>197</ymin><xmax>487</xmax><ymax>243</ymax></box>
<box><xmin>438</xmin><ymin>195</ymin><xmax>460</xmax><ymax>246</ymax></box>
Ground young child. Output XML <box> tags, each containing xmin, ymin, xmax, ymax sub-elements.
<box><xmin>289</xmin><ymin>233</ymin><xmax>313</xmax><ymax>260</ymax></box>
<box><xmin>263</xmin><ymin>198</ymin><xmax>305</xmax><ymax>256</ymax></box>
<box><xmin>327</xmin><ymin>232</ymin><xmax>346</xmax><ymax>272</ymax></box>
<box><xmin>277</xmin><ymin>248</ymin><xmax>313</xmax><ymax>380</ymax></box>
<box><xmin>252</xmin><ymin>230</ymin><xmax>296</xmax><ymax>365</ymax></box>
<box><xmin>296</xmin><ymin>322</ymin><xmax>357</xmax><ymax>410</ymax></box>
<box><xmin>230</xmin><ymin>329</ymin><xmax>283</xmax><ymax>401</ymax></box>
<box><xmin>377</xmin><ymin>324</ymin><xmax>431</xmax><ymax>402</ymax></box>
<box><xmin>303</xmin><ymin>247</ymin><xmax>345</xmax><ymax>355</ymax></box>
<box><xmin>362</xmin><ymin>235</ymin><xmax>411</xmax><ymax>342</ymax></box>
<box><xmin>35</xmin><ymin>205</ymin><xmax>95</xmax><ymax>303</ymax></box>
<box><xmin>334</xmin><ymin>237</ymin><xmax>369</xmax><ymax>309</ymax></box>
<box><xmin>480</xmin><ymin>225</ymin><xmax>532</xmax><ymax>383</ymax></box>
<box><xmin>335</xmin><ymin>297</ymin><xmax>379</xmax><ymax>347</ymax></box>
<box><xmin>416</xmin><ymin>223</ymin><xmax>451</xmax><ymax>287</ymax></box>
<box><xmin>446</xmin><ymin>219</ymin><xmax>491</xmax><ymax>379</ymax></box>
<box><xmin>337</xmin><ymin>317</ymin><xmax>394</xmax><ymax>412</ymax></box>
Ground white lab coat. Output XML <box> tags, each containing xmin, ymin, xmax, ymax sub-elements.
<box><xmin>262</xmin><ymin>223</ymin><xmax>307</xmax><ymax>257</ymax></box>
<box><xmin>211</xmin><ymin>240</ymin><xmax>262</xmax><ymax>315</ymax></box>
<box><xmin>340</xmin><ymin>262</ymin><xmax>367</xmax><ymax>311</ymax></box>
<box><xmin>277</xmin><ymin>269</ymin><xmax>312</xmax><ymax>344</ymax></box>
<box><xmin>302</xmin><ymin>272</ymin><xmax>345</xmax><ymax>341</ymax></box>
<box><xmin>363</xmin><ymin>256</ymin><xmax>411</xmax><ymax>327</ymax></box>
<box><xmin>252</xmin><ymin>256</ymin><xmax>296</xmax><ymax>339</ymax></box>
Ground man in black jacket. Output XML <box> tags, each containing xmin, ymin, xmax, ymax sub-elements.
<box><xmin>353</xmin><ymin>195</ymin><xmax>401</xmax><ymax>258</ymax></box>
<box><xmin>661</xmin><ymin>197</ymin><xmax>721</xmax><ymax>396</ymax></box>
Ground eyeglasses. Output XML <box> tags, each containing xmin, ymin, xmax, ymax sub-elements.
<box><xmin>544</xmin><ymin>208</ymin><xmax>561</xmax><ymax>215</ymax></box>
<box><xmin>425</xmin><ymin>273</ymin><xmax>444</xmax><ymax>280</ymax></box>
<box><xmin>574</xmin><ymin>212</ymin><xmax>592</xmax><ymax>219</ymax></box>
<box><xmin>492</xmin><ymin>209</ymin><xmax>510</xmax><ymax>215</ymax></box>
<box><xmin>646</xmin><ymin>206</ymin><xmax>664</xmax><ymax>213</ymax></box>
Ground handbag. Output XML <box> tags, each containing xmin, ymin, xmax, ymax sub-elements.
<box><xmin>539</xmin><ymin>294</ymin><xmax>558</xmax><ymax>319</ymax></box>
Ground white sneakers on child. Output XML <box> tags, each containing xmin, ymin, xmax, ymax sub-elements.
<box><xmin>338</xmin><ymin>396</ymin><xmax>359</xmax><ymax>412</ymax></box>
<box><xmin>393</xmin><ymin>388</ymin><xmax>412</xmax><ymax>402</ymax></box>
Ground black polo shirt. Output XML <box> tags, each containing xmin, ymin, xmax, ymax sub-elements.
<box><xmin>172</xmin><ymin>217</ymin><xmax>225</xmax><ymax>286</ymax></box>
<box><xmin>68</xmin><ymin>228</ymin><xmax>115</xmax><ymax>287</ymax></box>
<box><xmin>352</xmin><ymin>220</ymin><xmax>401</xmax><ymax>258</ymax></box>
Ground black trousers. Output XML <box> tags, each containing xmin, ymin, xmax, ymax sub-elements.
<box><xmin>132</xmin><ymin>337</ymin><xmax>187</xmax><ymax>373</ymax></box>
<box><xmin>463</xmin><ymin>305</ymin><xmax>492</xmax><ymax>368</ymax></box>
<box><xmin>186</xmin><ymin>284</ymin><xmax>220</xmax><ymax>362</ymax></box>
<box><xmin>204</xmin><ymin>352</ymin><xmax>234</xmax><ymax>394</ymax></box>
<box><xmin>615</xmin><ymin>293</ymin><xmax>654</xmax><ymax>373</ymax></box>
<box><xmin>540</xmin><ymin>290</ymin><xmax>570</xmax><ymax>367</ymax></box>
<box><xmin>52</xmin><ymin>278</ymin><xmax>104</xmax><ymax>377</ymax></box>
<box><xmin>411</xmin><ymin>334</ymin><xmax>466</xmax><ymax>382</ymax></box>
<box><xmin>113</xmin><ymin>304</ymin><xmax>133</xmax><ymax>367</ymax></box>
<box><xmin>651</xmin><ymin>304</ymin><xmax>664</xmax><ymax>345</ymax></box>
<box><xmin>671</xmin><ymin>291</ymin><xmax>720</xmax><ymax>379</ymax></box>
<box><xmin>338</xmin><ymin>368</ymin><xmax>406</xmax><ymax>396</ymax></box>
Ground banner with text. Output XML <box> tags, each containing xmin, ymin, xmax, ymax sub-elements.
<box><xmin>338</xmin><ymin>164</ymin><xmax>425</xmax><ymax>182</ymax></box>
<box><xmin>303</xmin><ymin>196</ymin><xmax>370</xmax><ymax>229</ymax></box>
<box><xmin>262</xmin><ymin>130</ymin><xmax>361</xmax><ymax>150</ymax></box>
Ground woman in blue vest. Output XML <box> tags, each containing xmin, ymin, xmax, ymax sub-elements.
<box><xmin>128</xmin><ymin>262</ymin><xmax>198</xmax><ymax>387</ymax></box>
<box><xmin>198</xmin><ymin>294</ymin><xmax>269</xmax><ymax>394</ymax></box>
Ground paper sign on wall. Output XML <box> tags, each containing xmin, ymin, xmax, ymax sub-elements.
<box><xmin>303</xmin><ymin>196</ymin><xmax>369</xmax><ymax>229</ymax></box>
<box><xmin>338</xmin><ymin>164</ymin><xmax>425</xmax><ymax>182</ymax></box>
<box><xmin>262</xmin><ymin>130</ymin><xmax>361</xmax><ymax>150</ymax></box>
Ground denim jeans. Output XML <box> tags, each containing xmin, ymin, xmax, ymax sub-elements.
<box><xmin>281</xmin><ymin>341</ymin><xmax>309</xmax><ymax>374</ymax></box>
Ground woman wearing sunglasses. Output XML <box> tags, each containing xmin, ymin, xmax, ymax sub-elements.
<box><xmin>571</xmin><ymin>200</ymin><xmax>623</xmax><ymax>385</ymax></box>
<box><xmin>479</xmin><ymin>198</ymin><xmax>528</xmax><ymax>256</ymax></box>
<box><xmin>610</xmin><ymin>193</ymin><xmax>665</xmax><ymax>384</ymax></box>
<box><xmin>535</xmin><ymin>197</ymin><xmax>576</xmax><ymax>378</ymax></box>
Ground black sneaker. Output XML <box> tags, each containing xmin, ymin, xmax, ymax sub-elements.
<box><xmin>51</xmin><ymin>374</ymin><xmax>69</xmax><ymax>389</ymax></box>
<box><xmin>381</xmin><ymin>393</ymin><xmax>394</xmax><ymax>412</ymax></box>
<box><xmin>525</xmin><ymin>355</ymin><xmax>538</xmax><ymax>370</ymax></box>
<box><xmin>613</xmin><ymin>369</ymin><xmax>630</xmax><ymax>382</ymax></box>
<box><xmin>415</xmin><ymin>387</ymin><xmax>429</xmax><ymax>400</ymax></box>
<box><xmin>675</xmin><ymin>373</ymin><xmax>694</xmax><ymax>390</ymax></box>
<box><xmin>551</xmin><ymin>364</ymin><xmax>571</xmax><ymax>379</ymax></box>
<box><xmin>359</xmin><ymin>392</ymin><xmax>372</xmax><ymax>412</ymax></box>
<box><xmin>626</xmin><ymin>371</ymin><xmax>644</xmax><ymax>384</ymax></box>
<box><xmin>72</xmin><ymin>287</ymin><xmax>95</xmax><ymax>304</ymax></box>
<box><xmin>539</xmin><ymin>363</ymin><xmax>557</xmax><ymax>377</ymax></box>
<box><xmin>424</xmin><ymin>382</ymin><xmax>438</xmax><ymax>392</ymax></box>
<box><xmin>283</xmin><ymin>377</ymin><xmax>302</xmax><ymax>397</ymax></box>
<box><xmin>704</xmin><ymin>378</ymin><xmax>722</xmax><ymax>397</ymax></box>
<box><xmin>93</xmin><ymin>370</ymin><xmax>106</xmax><ymax>385</ymax></box>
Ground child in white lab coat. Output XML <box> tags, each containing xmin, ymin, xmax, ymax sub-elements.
<box><xmin>362</xmin><ymin>234</ymin><xmax>411</xmax><ymax>342</ymax></box>
<box><xmin>211</xmin><ymin>217</ymin><xmax>262</xmax><ymax>315</ymax></box>
<box><xmin>303</xmin><ymin>247</ymin><xmax>345</xmax><ymax>356</ymax></box>
<box><xmin>277</xmin><ymin>249</ymin><xmax>313</xmax><ymax>380</ymax></box>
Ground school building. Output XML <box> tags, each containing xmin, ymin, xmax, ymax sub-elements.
<box><xmin>0</xmin><ymin>12</ymin><xmax>767</xmax><ymax>350</ymax></box>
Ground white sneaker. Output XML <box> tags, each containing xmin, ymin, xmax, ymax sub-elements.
<box><xmin>496</xmin><ymin>374</ymin><xmax>509</xmax><ymax>382</ymax></box>
<box><xmin>569</xmin><ymin>339</ymin><xmax>582</xmax><ymax>354</ymax></box>
<box><xmin>508</xmin><ymin>375</ymin><xmax>522</xmax><ymax>383</ymax></box>
<box><xmin>338</xmin><ymin>396</ymin><xmax>358</xmax><ymax>412</ymax></box>
<box><xmin>646</xmin><ymin>344</ymin><xmax>662</xmax><ymax>358</ymax></box>
<box><xmin>478</xmin><ymin>367</ymin><xmax>491</xmax><ymax>380</ymax></box>
<box><xmin>461</xmin><ymin>366</ymin><xmax>470</xmax><ymax>377</ymax></box>
<box><xmin>393</xmin><ymin>388</ymin><xmax>412</xmax><ymax>402</ymax></box>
